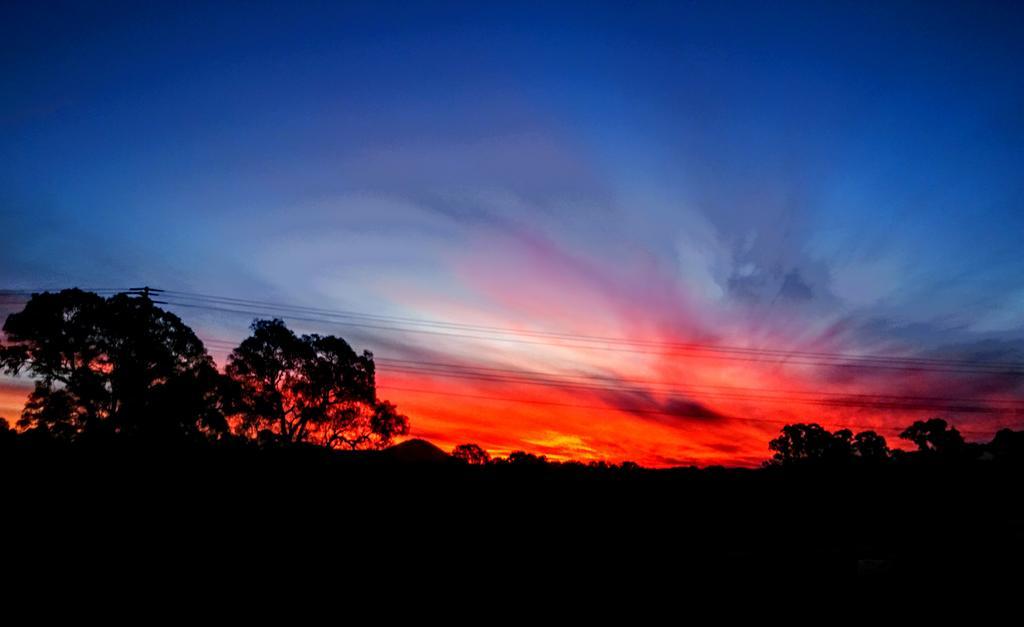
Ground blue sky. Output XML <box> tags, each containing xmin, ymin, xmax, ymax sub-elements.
<box><xmin>3</xmin><ymin>1</ymin><xmax>1023</xmax><ymax>462</ymax></box>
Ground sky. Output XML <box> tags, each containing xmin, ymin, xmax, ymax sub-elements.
<box><xmin>2</xmin><ymin>1</ymin><xmax>1024</xmax><ymax>466</ymax></box>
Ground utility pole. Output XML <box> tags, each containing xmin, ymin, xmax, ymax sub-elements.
<box><xmin>129</xmin><ymin>286</ymin><xmax>166</xmax><ymax>303</ymax></box>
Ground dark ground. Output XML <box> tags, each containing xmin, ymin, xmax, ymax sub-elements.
<box><xmin>4</xmin><ymin>439</ymin><xmax>1023</xmax><ymax>599</ymax></box>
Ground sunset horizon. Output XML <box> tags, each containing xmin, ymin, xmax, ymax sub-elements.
<box><xmin>3</xmin><ymin>284</ymin><xmax>1022</xmax><ymax>467</ymax></box>
<box><xmin>4</xmin><ymin>1</ymin><xmax>1024</xmax><ymax>588</ymax></box>
<box><xmin>4</xmin><ymin>1</ymin><xmax>1024</xmax><ymax>466</ymax></box>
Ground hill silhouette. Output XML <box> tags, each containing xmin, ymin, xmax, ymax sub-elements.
<box><xmin>383</xmin><ymin>438</ymin><xmax>451</xmax><ymax>463</ymax></box>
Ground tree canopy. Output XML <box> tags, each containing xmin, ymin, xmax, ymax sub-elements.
<box><xmin>225</xmin><ymin>318</ymin><xmax>408</xmax><ymax>449</ymax></box>
<box><xmin>452</xmin><ymin>443</ymin><xmax>491</xmax><ymax>465</ymax></box>
<box><xmin>768</xmin><ymin>423</ymin><xmax>892</xmax><ymax>466</ymax></box>
<box><xmin>899</xmin><ymin>418</ymin><xmax>965</xmax><ymax>455</ymax></box>
<box><xmin>0</xmin><ymin>291</ymin><xmax>407</xmax><ymax>450</ymax></box>
<box><xmin>1</xmin><ymin>289</ymin><xmax>226</xmax><ymax>440</ymax></box>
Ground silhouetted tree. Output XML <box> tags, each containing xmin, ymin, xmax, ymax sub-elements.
<box><xmin>900</xmin><ymin>418</ymin><xmax>964</xmax><ymax>455</ymax></box>
<box><xmin>852</xmin><ymin>430</ymin><xmax>890</xmax><ymax>461</ymax></box>
<box><xmin>768</xmin><ymin>423</ymin><xmax>851</xmax><ymax>465</ymax></box>
<box><xmin>505</xmin><ymin>450</ymin><xmax>547</xmax><ymax>465</ymax></box>
<box><xmin>832</xmin><ymin>428</ymin><xmax>854</xmax><ymax>457</ymax></box>
<box><xmin>316</xmin><ymin>398</ymin><xmax>409</xmax><ymax>450</ymax></box>
<box><xmin>225</xmin><ymin>319</ymin><xmax>407</xmax><ymax>449</ymax></box>
<box><xmin>452</xmin><ymin>443</ymin><xmax>490</xmax><ymax>465</ymax></box>
<box><xmin>990</xmin><ymin>428</ymin><xmax>1024</xmax><ymax>463</ymax></box>
<box><xmin>0</xmin><ymin>289</ymin><xmax>226</xmax><ymax>440</ymax></box>
<box><xmin>769</xmin><ymin>423</ymin><xmax>895</xmax><ymax>466</ymax></box>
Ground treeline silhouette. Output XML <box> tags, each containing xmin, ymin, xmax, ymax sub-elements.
<box><xmin>3</xmin><ymin>289</ymin><xmax>1024</xmax><ymax>587</ymax></box>
<box><xmin>5</xmin><ymin>288</ymin><xmax>1023</xmax><ymax>470</ymax></box>
<box><xmin>766</xmin><ymin>419</ymin><xmax>1024</xmax><ymax>468</ymax></box>
<box><xmin>0</xmin><ymin>288</ymin><xmax>409</xmax><ymax>452</ymax></box>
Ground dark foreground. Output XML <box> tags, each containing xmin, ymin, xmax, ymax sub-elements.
<box><xmin>5</xmin><ymin>440</ymin><xmax>1023</xmax><ymax>598</ymax></box>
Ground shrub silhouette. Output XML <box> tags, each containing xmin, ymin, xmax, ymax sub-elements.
<box><xmin>991</xmin><ymin>428</ymin><xmax>1024</xmax><ymax>463</ymax></box>
<box><xmin>452</xmin><ymin>443</ymin><xmax>491</xmax><ymax>465</ymax></box>
<box><xmin>504</xmin><ymin>450</ymin><xmax>547</xmax><ymax>465</ymax></box>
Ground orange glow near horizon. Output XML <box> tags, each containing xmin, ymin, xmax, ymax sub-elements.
<box><xmin>0</xmin><ymin>381</ymin><xmax>29</xmax><ymax>427</ymax></box>
<box><xmin>339</xmin><ymin>230</ymin><xmax>1024</xmax><ymax>467</ymax></box>
<box><xmin>3</xmin><ymin>335</ymin><xmax>1022</xmax><ymax>468</ymax></box>
<box><xmin>3</xmin><ymin>228</ymin><xmax>1023</xmax><ymax>468</ymax></box>
<box><xmin>372</xmin><ymin>340</ymin><xmax>1023</xmax><ymax>468</ymax></box>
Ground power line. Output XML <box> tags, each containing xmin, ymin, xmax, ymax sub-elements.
<box><xmin>154</xmin><ymin>289</ymin><xmax>1024</xmax><ymax>370</ymax></box>
<box><xmin>0</xmin><ymin>288</ymin><xmax>128</xmax><ymax>296</ymax></box>
<box><xmin>80</xmin><ymin>289</ymin><xmax>1024</xmax><ymax>415</ymax></box>
<box><xmin>157</xmin><ymin>298</ymin><xmax>1024</xmax><ymax>376</ymax></box>
<box><xmin>7</xmin><ymin>286</ymin><xmax>1024</xmax><ymax>372</ymax></box>
<box><xmin>7</xmin><ymin>287</ymin><xmax>1024</xmax><ymax>412</ymax></box>
<box><xmin>197</xmin><ymin>332</ymin><xmax>1024</xmax><ymax>414</ymax></box>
